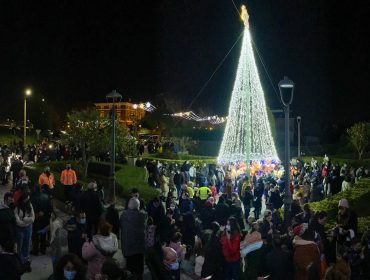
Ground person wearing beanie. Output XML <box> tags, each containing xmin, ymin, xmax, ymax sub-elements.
<box><xmin>120</xmin><ymin>197</ymin><xmax>147</xmax><ymax>279</ymax></box>
<box><xmin>128</xmin><ymin>197</ymin><xmax>140</xmax><ymax>210</ymax></box>
<box><xmin>334</xmin><ymin>198</ymin><xmax>358</xmax><ymax>246</ymax></box>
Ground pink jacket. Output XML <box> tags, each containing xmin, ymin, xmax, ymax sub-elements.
<box><xmin>82</xmin><ymin>234</ymin><xmax>118</xmax><ymax>280</ymax></box>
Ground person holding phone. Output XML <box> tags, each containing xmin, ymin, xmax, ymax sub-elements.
<box><xmin>220</xmin><ymin>217</ymin><xmax>241</xmax><ymax>280</ymax></box>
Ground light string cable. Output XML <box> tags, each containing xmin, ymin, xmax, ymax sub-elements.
<box><xmin>231</xmin><ymin>0</ymin><xmax>281</xmax><ymax>103</ymax></box>
<box><xmin>172</xmin><ymin>30</ymin><xmax>243</xmax><ymax>126</ymax></box>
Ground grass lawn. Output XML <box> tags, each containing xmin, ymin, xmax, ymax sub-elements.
<box><xmin>0</xmin><ymin>130</ymin><xmax>38</xmax><ymax>145</ymax></box>
<box><xmin>115</xmin><ymin>164</ymin><xmax>159</xmax><ymax>201</ymax></box>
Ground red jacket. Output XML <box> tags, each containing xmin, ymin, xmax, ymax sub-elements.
<box><xmin>220</xmin><ymin>232</ymin><xmax>241</xmax><ymax>262</ymax></box>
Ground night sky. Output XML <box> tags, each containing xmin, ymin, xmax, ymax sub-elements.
<box><xmin>1</xmin><ymin>0</ymin><xmax>369</xmax><ymax>140</ymax></box>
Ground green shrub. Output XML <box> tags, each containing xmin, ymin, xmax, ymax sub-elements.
<box><xmin>87</xmin><ymin>161</ymin><xmax>121</xmax><ymax>177</ymax></box>
<box><xmin>309</xmin><ymin>178</ymin><xmax>370</xmax><ymax>233</ymax></box>
<box><xmin>26</xmin><ymin>161</ymin><xmax>159</xmax><ymax>203</ymax></box>
<box><xmin>142</xmin><ymin>154</ymin><xmax>217</xmax><ymax>165</ymax></box>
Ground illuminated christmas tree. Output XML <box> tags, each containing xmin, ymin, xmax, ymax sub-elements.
<box><xmin>217</xmin><ymin>5</ymin><xmax>279</xmax><ymax>164</ymax></box>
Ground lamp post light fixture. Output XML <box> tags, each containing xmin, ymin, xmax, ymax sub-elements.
<box><xmin>278</xmin><ymin>76</ymin><xmax>294</xmax><ymax>225</ymax></box>
<box><xmin>24</xmin><ymin>89</ymin><xmax>32</xmax><ymax>147</ymax></box>
<box><xmin>297</xmin><ymin>116</ymin><xmax>301</xmax><ymax>159</ymax></box>
<box><xmin>106</xmin><ymin>90</ymin><xmax>122</xmax><ymax>201</ymax></box>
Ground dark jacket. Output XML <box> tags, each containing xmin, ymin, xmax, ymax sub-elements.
<box><xmin>215</xmin><ymin>201</ymin><xmax>230</xmax><ymax>225</ymax></box>
<box><xmin>201</xmin><ymin>233</ymin><xmax>224</xmax><ymax>280</ymax></box>
<box><xmin>0</xmin><ymin>202</ymin><xmax>16</xmax><ymax>244</ymax></box>
<box><xmin>199</xmin><ymin>205</ymin><xmax>215</xmax><ymax>230</ymax></box>
<box><xmin>173</xmin><ymin>173</ymin><xmax>185</xmax><ymax>186</ymax></box>
<box><xmin>30</xmin><ymin>190</ymin><xmax>52</xmax><ymax>218</ymax></box>
<box><xmin>78</xmin><ymin>190</ymin><xmax>103</xmax><ymax>219</ymax></box>
<box><xmin>147</xmin><ymin>202</ymin><xmax>165</xmax><ymax>225</ymax></box>
<box><xmin>0</xmin><ymin>251</ymin><xmax>24</xmax><ymax>280</ymax></box>
<box><xmin>120</xmin><ymin>209</ymin><xmax>147</xmax><ymax>256</ymax></box>
<box><xmin>264</xmin><ymin>247</ymin><xmax>293</xmax><ymax>280</ymax></box>
<box><xmin>179</xmin><ymin>198</ymin><xmax>193</xmax><ymax>215</ymax></box>
<box><xmin>259</xmin><ymin>219</ymin><xmax>273</xmax><ymax>243</ymax></box>
<box><xmin>269</xmin><ymin>191</ymin><xmax>283</xmax><ymax>209</ymax></box>
<box><xmin>104</xmin><ymin>204</ymin><xmax>120</xmax><ymax>239</ymax></box>
<box><xmin>66</xmin><ymin>217</ymin><xmax>87</xmax><ymax>258</ymax></box>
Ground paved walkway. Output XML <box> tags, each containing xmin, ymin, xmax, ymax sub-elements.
<box><xmin>1</xmin><ymin>181</ymin><xmax>193</xmax><ymax>280</ymax></box>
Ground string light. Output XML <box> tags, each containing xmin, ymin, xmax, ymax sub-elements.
<box><xmin>132</xmin><ymin>102</ymin><xmax>156</xmax><ymax>112</ymax></box>
<box><xmin>217</xmin><ymin>26</ymin><xmax>279</xmax><ymax>164</ymax></box>
<box><xmin>169</xmin><ymin>111</ymin><xmax>228</xmax><ymax>124</ymax></box>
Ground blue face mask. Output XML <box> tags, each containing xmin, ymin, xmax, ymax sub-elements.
<box><xmin>64</xmin><ymin>270</ymin><xmax>76</xmax><ymax>280</ymax></box>
<box><xmin>169</xmin><ymin>261</ymin><xmax>179</xmax><ymax>270</ymax></box>
<box><xmin>79</xmin><ymin>218</ymin><xmax>86</xmax><ymax>224</ymax></box>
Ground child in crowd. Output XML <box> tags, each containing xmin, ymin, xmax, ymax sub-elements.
<box><xmin>169</xmin><ymin>232</ymin><xmax>186</xmax><ymax>262</ymax></box>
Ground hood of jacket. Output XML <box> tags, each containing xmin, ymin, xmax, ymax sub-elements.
<box><xmin>93</xmin><ymin>233</ymin><xmax>118</xmax><ymax>255</ymax></box>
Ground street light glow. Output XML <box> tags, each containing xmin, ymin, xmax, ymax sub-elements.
<box><xmin>25</xmin><ymin>89</ymin><xmax>32</xmax><ymax>96</ymax></box>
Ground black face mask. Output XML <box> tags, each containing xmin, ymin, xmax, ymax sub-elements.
<box><xmin>45</xmin><ymin>171</ymin><xmax>50</xmax><ymax>176</ymax></box>
<box><xmin>8</xmin><ymin>202</ymin><xmax>15</xmax><ymax>210</ymax></box>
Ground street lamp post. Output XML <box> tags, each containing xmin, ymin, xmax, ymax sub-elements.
<box><xmin>278</xmin><ymin>76</ymin><xmax>294</xmax><ymax>225</ymax></box>
<box><xmin>24</xmin><ymin>89</ymin><xmax>32</xmax><ymax>147</ymax></box>
<box><xmin>297</xmin><ymin>116</ymin><xmax>301</xmax><ymax>158</ymax></box>
<box><xmin>106</xmin><ymin>90</ymin><xmax>122</xmax><ymax>202</ymax></box>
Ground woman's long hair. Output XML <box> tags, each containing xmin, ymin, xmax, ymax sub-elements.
<box><xmin>228</xmin><ymin>216</ymin><xmax>240</xmax><ymax>237</ymax></box>
<box><xmin>18</xmin><ymin>193</ymin><xmax>32</xmax><ymax>217</ymax></box>
<box><xmin>54</xmin><ymin>253</ymin><xmax>86</xmax><ymax>280</ymax></box>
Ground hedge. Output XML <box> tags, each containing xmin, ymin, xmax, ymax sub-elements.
<box><xmin>25</xmin><ymin>161</ymin><xmax>159</xmax><ymax>203</ymax></box>
<box><xmin>309</xmin><ymin>178</ymin><xmax>370</xmax><ymax>233</ymax></box>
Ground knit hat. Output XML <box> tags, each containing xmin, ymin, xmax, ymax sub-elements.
<box><xmin>128</xmin><ymin>197</ymin><xmax>140</xmax><ymax>210</ymax></box>
<box><xmin>293</xmin><ymin>223</ymin><xmax>308</xmax><ymax>236</ymax></box>
<box><xmin>87</xmin><ymin>182</ymin><xmax>97</xmax><ymax>190</ymax></box>
<box><xmin>338</xmin><ymin>198</ymin><xmax>349</xmax><ymax>208</ymax></box>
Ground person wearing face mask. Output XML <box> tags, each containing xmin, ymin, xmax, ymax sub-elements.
<box><xmin>162</xmin><ymin>247</ymin><xmax>181</xmax><ymax>280</ymax></box>
<box><xmin>0</xmin><ymin>192</ymin><xmax>16</xmax><ymax>247</ymax></box>
<box><xmin>66</xmin><ymin>211</ymin><xmax>87</xmax><ymax>259</ymax></box>
<box><xmin>60</xmin><ymin>163</ymin><xmax>77</xmax><ymax>202</ymax></box>
<box><xmin>38</xmin><ymin>166</ymin><xmax>55</xmax><ymax>190</ymax></box>
<box><xmin>78</xmin><ymin>181</ymin><xmax>104</xmax><ymax>237</ymax></box>
<box><xmin>53</xmin><ymin>253</ymin><xmax>86</xmax><ymax>280</ymax></box>
<box><xmin>220</xmin><ymin>217</ymin><xmax>241</xmax><ymax>280</ymax></box>
<box><xmin>14</xmin><ymin>193</ymin><xmax>35</xmax><ymax>272</ymax></box>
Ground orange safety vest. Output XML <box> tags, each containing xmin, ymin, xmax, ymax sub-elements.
<box><xmin>38</xmin><ymin>173</ymin><xmax>55</xmax><ymax>188</ymax></box>
<box><xmin>60</xmin><ymin>169</ymin><xmax>77</xmax><ymax>186</ymax></box>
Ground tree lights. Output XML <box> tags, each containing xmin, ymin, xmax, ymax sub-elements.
<box><xmin>217</xmin><ymin>8</ymin><xmax>279</xmax><ymax>164</ymax></box>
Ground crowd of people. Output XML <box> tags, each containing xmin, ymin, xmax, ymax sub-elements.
<box><xmin>0</xmin><ymin>142</ymin><xmax>370</xmax><ymax>280</ymax></box>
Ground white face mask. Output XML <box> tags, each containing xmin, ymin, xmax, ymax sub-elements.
<box><xmin>169</xmin><ymin>261</ymin><xmax>179</xmax><ymax>270</ymax></box>
<box><xmin>225</xmin><ymin>225</ymin><xmax>231</xmax><ymax>231</ymax></box>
